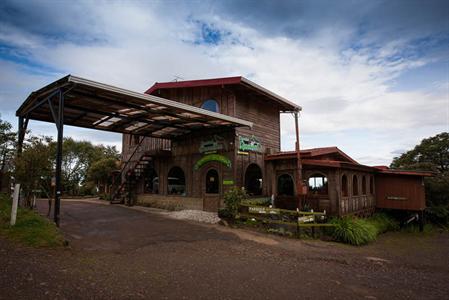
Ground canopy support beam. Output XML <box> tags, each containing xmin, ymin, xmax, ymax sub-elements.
<box><xmin>54</xmin><ymin>89</ymin><xmax>64</xmax><ymax>227</ymax></box>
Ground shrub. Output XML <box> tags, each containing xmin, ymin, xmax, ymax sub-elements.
<box><xmin>368</xmin><ymin>213</ymin><xmax>400</xmax><ymax>234</ymax></box>
<box><xmin>224</xmin><ymin>187</ymin><xmax>248</xmax><ymax>216</ymax></box>
<box><xmin>218</xmin><ymin>208</ymin><xmax>233</xmax><ymax>219</ymax></box>
<box><xmin>330</xmin><ymin>217</ymin><xmax>377</xmax><ymax>246</ymax></box>
<box><xmin>425</xmin><ymin>205</ymin><xmax>449</xmax><ymax>226</ymax></box>
<box><xmin>243</xmin><ymin>197</ymin><xmax>272</xmax><ymax>207</ymax></box>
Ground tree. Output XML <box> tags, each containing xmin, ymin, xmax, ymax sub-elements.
<box><xmin>0</xmin><ymin>117</ymin><xmax>16</xmax><ymax>192</ymax></box>
<box><xmin>49</xmin><ymin>137</ymin><xmax>120</xmax><ymax>195</ymax></box>
<box><xmin>390</xmin><ymin>132</ymin><xmax>449</xmax><ymax>224</ymax></box>
<box><xmin>87</xmin><ymin>158</ymin><xmax>120</xmax><ymax>194</ymax></box>
<box><xmin>15</xmin><ymin>136</ymin><xmax>53</xmax><ymax>207</ymax></box>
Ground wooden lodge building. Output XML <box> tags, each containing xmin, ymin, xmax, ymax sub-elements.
<box><xmin>118</xmin><ymin>76</ymin><xmax>430</xmax><ymax>216</ymax></box>
<box><xmin>15</xmin><ymin>74</ymin><xmax>431</xmax><ymax>225</ymax></box>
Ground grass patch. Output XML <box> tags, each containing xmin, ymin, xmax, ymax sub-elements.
<box><xmin>0</xmin><ymin>193</ymin><xmax>65</xmax><ymax>248</ymax></box>
<box><xmin>329</xmin><ymin>213</ymin><xmax>400</xmax><ymax>246</ymax></box>
<box><xmin>330</xmin><ymin>217</ymin><xmax>377</xmax><ymax>246</ymax></box>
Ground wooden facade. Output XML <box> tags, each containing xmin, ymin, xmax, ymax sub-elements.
<box><xmin>120</xmin><ymin>77</ymin><xmax>430</xmax><ymax>215</ymax></box>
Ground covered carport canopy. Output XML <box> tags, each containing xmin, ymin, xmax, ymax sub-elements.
<box><xmin>16</xmin><ymin>75</ymin><xmax>252</xmax><ymax>138</ymax></box>
<box><xmin>15</xmin><ymin>75</ymin><xmax>253</xmax><ymax>226</ymax></box>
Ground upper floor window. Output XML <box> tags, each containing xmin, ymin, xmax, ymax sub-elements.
<box><xmin>201</xmin><ymin>99</ymin><xmax>219</xmax><ymax>113</ymax></box>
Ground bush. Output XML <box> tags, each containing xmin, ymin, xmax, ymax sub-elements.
<box><xmin>224</xmin><ymin>187</ymin><xmax>248</xmax><ymax>216</ymax></box>
<box><xmin>243</xmin><ymin>197</ymin><xmax>272</xmax><ymax>206</ymax></box>
<box><xmin>330</xmin><ymin>217</ymin><xmax>377</xmax><ymax>246</ymax></box>
<box><xmin>218</xmin><ymin>208</ymin><xmax>233</xmax><ymax>219</ymax></box>
<box><xmin>368</xmin><ymin>213</ymin><xmax>400</xmax><ymax>234</ymax></box>
<box><xmin>425</xmin><ymin>205</ymin><xmax>449</xmax><ymax>226</ymax></box>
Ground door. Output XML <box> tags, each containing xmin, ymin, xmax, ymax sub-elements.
<box><xmin>203</xmin><ymin>169</ymin><xmax>220</xmax><ymax>212</ymax></box>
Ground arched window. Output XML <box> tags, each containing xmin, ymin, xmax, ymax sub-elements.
<box><xmin>167</xmin><ymin>166</ymin><xmax>186</xmax><ymax>195</ymax></box>
<box><xmin>308</xmin><ymin>173</ymin><xmax>328</xmax><ymax>195</ymax></box>
<box><xmin>144</xmin><ymin>167</ymin><xmax>159</xmax><ymax>194</ymax></box>
<box><xmin>352</xmin><ymin>175</ymin><xmax>359</xmax><ymax>196</ymax></box>
<box><xmin>362</xmin><ymin>176</ymin><xmax>367</xmax><ymax>195</ymax></box>
<box><xmin>201</xmin><ymin>99</ymin><xmax>219</xmax><ymax>113</ymax></box>
<box><xmin>205</xmin><ymin>169</ymin><xmax>219</xmax><ymax>194</ymax></box>
<box><xmin>245</xmin><ymin>164</ymin><xmax>263</xmax><ymax>196</ymax></box>
<box><xmin>277</xmin><ymin>174</ymin><xmax>294</xmax><ymax>196</ymax></box>
<box><xmin>342</xmin><ymin>175</ymin><xmax>348</xmax><ymax>197</ymax></box>
<box><xmin>370</xmin><ymin>176</ymin><xmax>374</xmax><ymax>194</ymax></box>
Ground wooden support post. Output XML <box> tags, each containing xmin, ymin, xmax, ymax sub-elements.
<box><xmin>54</xmin><ymin>90</ymin><xmax>64</xmax><ymax>227</ymax></box>
<box><xmin>294</xmin><ymin>111</ymin><xmax>303</xmax><ymax>210</ymax></box>
<box><xmin>419</xmin><ymin>210</ymin><xmax>424</xmax><ymax>232</ymax></box>
<box><xmin>10</xmin><ymin>184</ymin><xmax>20</xmax><ymax>226</ymax></box>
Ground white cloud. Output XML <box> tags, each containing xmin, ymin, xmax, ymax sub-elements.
<box><xmin>0</xmin><ymin>1</ymin><xmax>447</xmax><ymax>165</ymax></box>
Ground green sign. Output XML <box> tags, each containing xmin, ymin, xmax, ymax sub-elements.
<box><xmin>223</xmin><ymin>180</ymin><xmax>234</xmax><ymax>185</ymax></box>
<box><xmin>194</xmin><ymin>154</ymin><xmax>232</xmax><ymax>170</ymax></box>
<box><xmin>199</xmin><ymin>135</ymin><xmax>226</xmax><ymax>153</ymax></box>
<box><xmin>239</xmin><ymin>135</ymin><xmax>262</xmax><ymax>152</ymax></box>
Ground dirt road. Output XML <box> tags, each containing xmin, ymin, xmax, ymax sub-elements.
<box><xmin>1</xmin><ymin>200</ymin><xmax>448</xmax><ymax>299</ymax></box>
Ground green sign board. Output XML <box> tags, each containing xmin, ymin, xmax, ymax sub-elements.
<box><xmin>239</xmin><ymin>135</ymin><xmax>262</xmax><ymax>152</ymax></box>
<box><xmin>194</xmin><ymin>154</ymin><xmax>232</xmax><ymax>170</ymax></box>
<box><xmin>199</xmin><ymin>135</ymin><xmax>226</xmax><ymax>153</ymax></box>
<box><xmin>223</xmin><ymin>180</ymin><xmax>234</xmax><ymax>185</ymax></box>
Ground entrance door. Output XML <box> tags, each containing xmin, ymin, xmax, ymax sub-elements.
<box><xmin>203</xmin><ymin>169</ymin><xmax>220</xmax><ymax>212</ymax></box>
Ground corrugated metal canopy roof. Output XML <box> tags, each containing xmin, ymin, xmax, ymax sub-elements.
<box><xmin>16</xmin><ymin>75</ymin><xmax>253</xmax><ymax>139</ymax></box>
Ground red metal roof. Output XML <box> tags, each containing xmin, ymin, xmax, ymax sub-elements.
<box><xmin>373</xmin><ymin>166</ymin><xmax>433</xmax><ymax>177</ymax></box>
<box><xmin>145</xmin><ymin>76</ymin><xmax>300</xmax><ymax>112</ymax></box>
<box><xmin>266</xmin><ymin>147</ymin><xmax>433</xmax><ymax>176</ymax></box>
<box><xmin>146</xmin><ymin>76</ymin><xmax>242</xmax><ymax>94</ymax></box>
<box><xmin>265</xmin><ymin>146</ymin><xmax>358</xmax><ymax>164</ymax></box>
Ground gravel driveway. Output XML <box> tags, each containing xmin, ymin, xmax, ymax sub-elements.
<box><xmin>1</xmin><ymin>200</ymin><xmax>448</xmax><ymax>299</ymax></box>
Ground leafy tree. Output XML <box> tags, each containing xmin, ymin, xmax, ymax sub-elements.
<box><xmin>87</xmin><ymin>157</ymin><xmax>119</xmax><ymax>194</ymax></box>
<box><xmin>0</xmin><ymin>117</ymin><xmax>16</xmax><ymax>192</ymax></box>
<box><xmin>15</xmin><ymin>136</ymin><xmax>54</xmax><ymax>207</ymax></box>
<box><xmin>390</xmin><ymin>132</ymin><xmax>449</xmax><ymax>224</ymax></box>
<box><xmin>49</xmin><ymin>137</ymin><xmax>120</xmax><ymax>195</ymax></box>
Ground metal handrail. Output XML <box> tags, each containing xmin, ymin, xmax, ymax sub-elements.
<box><xmin>111</xmin><ymin>137</ymin><xmax>146</xmax><ymax>201</ymax></box>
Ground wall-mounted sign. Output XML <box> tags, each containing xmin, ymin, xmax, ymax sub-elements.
<box><xmin>199</xmin><ymin>135</ymin><xmax>227</xmax><ymax>153</ymax></box>
<box><xmin>387</xmin><ymin>196</ymin><xmax>407</xmax><ymax>201</ymax></box>
<box><xmin>223</xmin><ymin>180</ymin><xmax>234</xmax><ymax>185</ymax></box>
<box><xmin>239</xmin><ymin>135</ymin><xmax>262</xmax><ymax>153</ymax></box>
<box><xmin>194</xmin><ymin>154</ymin><xmax>232</xmax><ymax>170</ymax></box>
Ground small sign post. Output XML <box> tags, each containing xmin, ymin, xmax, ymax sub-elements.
<box><xmin>10</xmin><ymin>183</ymin><xmax>20</xmax><ymax>226</ymax></box>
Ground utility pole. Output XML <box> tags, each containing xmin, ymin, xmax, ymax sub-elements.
<box><xmin>294</xmin><ymin>110</ymin><xmax>304</xmax><ymax>210</ymax></box>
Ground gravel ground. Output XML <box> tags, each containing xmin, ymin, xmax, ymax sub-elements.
<box><xmin>167</xmin><ymin>209</ymin><xmax>221</xmax><ymax>224</ymax></box>
<box><xmin>1</xmin><ymin>200</ymin><xmax>448</xmax><ymax>300</ymax></box>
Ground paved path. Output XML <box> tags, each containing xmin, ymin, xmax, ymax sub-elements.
<box><xmin>1</xmin><ymin>200</ymin><xmax>448</xmax><ymax>299</ymax></box>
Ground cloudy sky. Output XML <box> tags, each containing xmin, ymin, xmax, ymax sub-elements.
<box><xmin>0</xmin><ymin>0</ymin><xmax>448</xmax><ymax>165</ymax></box>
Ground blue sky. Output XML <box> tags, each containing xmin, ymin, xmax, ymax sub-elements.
<box><xmin>0</xmin><ymin>0</ymin><xmax>448</xmax><ymax>165</ymax></box>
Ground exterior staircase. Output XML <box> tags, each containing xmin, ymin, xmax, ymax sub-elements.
<box><xmin>110</xmin><ymin>137</ymin><xmax>152</xmax><ymax>205</ymax></box>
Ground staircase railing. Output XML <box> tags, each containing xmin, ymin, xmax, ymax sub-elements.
<box><xmin>111</xmin><ymin>137</ymin><xmax>146</xmax><ymax>202</ymax></box>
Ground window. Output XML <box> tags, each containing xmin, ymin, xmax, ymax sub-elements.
<box><xmin>362</xmin><ymin>176</ymin><xmax>367</xmax><ymax>195</ymax></box>
<box><xmin>277</xmin><ymin>174</ymin><xmax>294</xmax><ymax>196</ymax></box>
<box><xmin>167</xmin><ymin>166</ymin><xmax>186</xmax><ymax>195</ymax></box>
<box><xmin>144</xmin><ymin>168</ymin><xmax>159</xmax><ymax>194</ymax></box>
<box><xmin>308</xmin><ymin>173</ymin><xmax>328</xmax><ymax>195</ymax></box>
<box><xmin>205</xmin><ymin>169</ymin><xmax>219</xmax><ymax>194</ymax></box>
<box><xmin>370</xmin><ymin>176</ymin><xmax>374</xmax><ymax>194</ymax></box>
<box><xmin>342</xmin><ymin>175</ymin><xmax>348</xmax><ymax>197</ymax></box>
<box><xmin>245</xmin><ymin>164</ymin><xmax>263</xmax><ymax>196</ymax></box>
<box><xmin>201</xmin><ymin>99</ymin><xmax>219</xmax><ymax>113</ymax></box>
<box><xmin>352</xmin><ymin>175</ymin><xmax>359</xmax><ymax>196</ymax></box>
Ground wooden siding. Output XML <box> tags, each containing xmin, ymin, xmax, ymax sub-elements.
<box><xmin>375</xmin><ymin>174</ymin><xmax>425</xmax><ymax>211</ymax></box>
